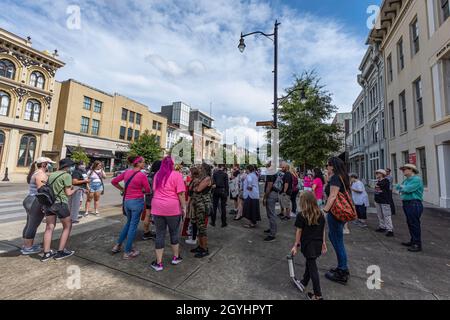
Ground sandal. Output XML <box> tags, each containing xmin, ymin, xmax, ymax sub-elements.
<box><xmin>123</xmin><ymin>249</ymin><xmax>140</xmax><ymax>260</ymax></box>
<box><xmin>112</xmin><ymin>245</ymin><xmax>122</xmax><ymax>254</ymax></box>
<box><xmin>307</xmin><ymin>292</ymin><xmax>324</xmax><ymax>300</ymax></box>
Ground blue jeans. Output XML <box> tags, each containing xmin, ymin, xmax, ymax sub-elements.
<box><xmin>327</xmin><ymin>213</ymin><xmax>348</xmax><ymax>271</ymax></box>
<box><xmin>117</xmin><ymin>198</ymin><xmax>144</xmax><ymax>253</ymax></box>
<box><xmin>403</xmin><ymin>200</ymin><xmax>423</xmax><ymax>247</ymax></box>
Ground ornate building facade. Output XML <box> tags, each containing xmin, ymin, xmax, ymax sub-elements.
<box><xmin>0</xmin><ymin>28</ymin><xmax>64</xmax><ymax>182</ymax></box>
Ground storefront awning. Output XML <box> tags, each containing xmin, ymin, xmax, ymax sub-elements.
<box><xmin>67</xmin><ymin>146</ymin><xmax>114</xmax><ymax>159</ymax></box>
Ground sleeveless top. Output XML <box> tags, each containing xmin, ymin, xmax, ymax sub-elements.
<box><xmin>28</xmin><ymin>172</ymin><xmax>39</xmax><ymax>196</ymax></box>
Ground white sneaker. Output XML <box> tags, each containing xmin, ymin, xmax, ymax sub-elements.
<box><xmin>185</xmin><ymin>238</ymin><xmax>197</xmax><ymax>245</ymax></box>
<box><xmin>290</xmin><ymin>212</ymin><xmax>297</xmax><ymax>218</ymax></box>
<box><xmin>343</xmin><ymin>228</ymin><xmax>350</xmax><ymax>235</ymax></box>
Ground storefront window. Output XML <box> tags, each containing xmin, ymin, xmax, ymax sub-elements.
<box><xmin>17</xmin><ymin>134</ymin><xmax>36</xmax><ymax>167</ymax></box>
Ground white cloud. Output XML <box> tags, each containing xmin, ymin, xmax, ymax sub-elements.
<box><xmin>0</xmin><ymin>0</ymin><xmax>365</xmax><ymax>125</ymax></box>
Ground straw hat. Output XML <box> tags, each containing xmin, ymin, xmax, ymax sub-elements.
<box><xmin>399</xmin><ymin>163</ymin><xmax>419</xmax><ymax>174</ymax></box>
<box><xmin>375</xmin><ymin>169</ymin><xmax>387</xmax><ymax>176</ymax></box>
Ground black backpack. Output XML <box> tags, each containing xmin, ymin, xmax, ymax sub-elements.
<box><xmin>35</xmin><ymin>172</ymin><xmax>68</xmax><ymax>207</ymax></box>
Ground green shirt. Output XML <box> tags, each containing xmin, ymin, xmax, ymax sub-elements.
<box><xmin>48</xmin><ymin>171</ymin><xmax>72</xmax><ymax>204</ymax></box>
<box><xmin>395</xmin><ymin>175</ymin><xmax>424</xmax><ymax>201</ymax></box>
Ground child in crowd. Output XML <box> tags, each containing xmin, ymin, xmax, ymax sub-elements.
<box><xmin>291</xmin><ymin>191</ymin><xmax>327</xmax><ymax>300</ymax></box>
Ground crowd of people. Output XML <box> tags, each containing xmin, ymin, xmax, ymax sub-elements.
<box><xmin>19</xmin><ymin>154</ymin><xmax>425</xmax><ymax>300</ymax></box>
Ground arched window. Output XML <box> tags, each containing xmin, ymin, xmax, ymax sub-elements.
<box><xmin>24</xmin><ymin>99</ymin><xmax>41</xmax><ymax>122</ymax></box>
<box><xmin>29</xmin><ymin>71</ymin><xmax>45</xmax><ymax>89</ymax></box>
<box><xmin>17</xmin><ymin>134</ymin><xmax>36</xmax><ymax>167</ymax></box>
<box><xmin>0</xmin><ymin>59</ymin><xmax>16</xmax><ymax>79</ymax></box>
<box><xmin>0</xmin><ymin>91</ymin><xmax>10</xmax><ymax>116</ymax></box>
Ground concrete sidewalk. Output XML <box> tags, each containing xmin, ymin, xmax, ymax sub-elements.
<box><xmin>1</xmin><ymin>193</ymin><xmax>450</xmax><ymax>300</ymax></box>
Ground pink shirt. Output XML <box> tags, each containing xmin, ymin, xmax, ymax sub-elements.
<box><xmin>111</xmin><ymin>170</ymin><xmax>150</xmax><ymax>200</ymax></box>
<box><xmin>304</xmin><ymin>176</ymin><xmax>313</xmax><ymax>188</ymax></box>
<box><xmin>151</xmin><ymin>171</ymin><xmax>186</xmax><ymax>216</ymax></box>
<box><xmin>312</xmin><ymin>178</ymin><xmax>323</xmax><ymax>200</ymax></box>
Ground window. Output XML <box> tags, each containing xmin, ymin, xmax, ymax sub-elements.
<box><xmin>402</xmin><ymin>151</ymin><xmax>410</xmax><ymax>165</ymax></box>
<box><xmin>370</xmin><ymin>152</ymin><xmax>380</xmax><ymax>179</ymax></box>
<box><xmin>119</xmin><ymin>126</ymin><xmax>126</xmax><ymax>140</ymax></box>
<box><xmin>121</xmin><ymin>108</ymin><xmax>128</xmax><ymax>121</ymax></box>
<box><xmin>0</xmin><ymin>91</ymin><xmax>10</xmax><ymax>116</ymax></box>
<box><xmin>391</xmin><ymin>154</ymin><xmax>398</xmax><ymax>184</ymax></box>
<box><xmin>381</xmin><ymin>111</ymin><xmax>386</xmax><ymax>139</ymax></box>
<box><xmin>441</xmin><ymin>0</ymin><xmax>450</xmax><ymax>22</ymax></box>
<box><xmin>153</xmin><ymin>121</ymin><xmax>162</xmax><ymax>131</ymax></box>
<box><xmin>83</xmin><ymin>97</ymin><xmax>92</xmax><ymax>110</ymax></box>
<box><xmin>389</xmin><ymin>101</ymin><xmax>395</xmax><ymax>137</ymax></box>
<box><xmin>92</xmin><ymin>119</ymin><xmax>100</xmax><ymax>135</ymax></box>
<box><xmin>387</xmin><ymin>54</ymin><xmax>393</xmax><ymax>83</ymax></box>
<box><xmin>413</xmin><ymin>77</ymin><xmax>424</xmax><ymax>126</ymax></box>
<box><xmin>397</xmin><ymin>38</ymin><xmax>405</xmax><ymax>71</ymax></box>
<box><xmin>29</xmin><ymin>71</ymin><xmax>45</xmax><ymax>89</ymax></box>
<box><xmin>399</xmin><ymin>91</ymin><xmax>407</xmax><ymax>133</ymax></box>
<box><xmin>155</xmin><ymin>135</ymin><xmax>161</xmax><ymax>144</ymax></box>
<box><xmin>410</xmin><ymin>18</ymin><xmax>420</xmax><ymax>55</ymax></box>
<box><xmin>417</xmin><ymin>147</ymin><xmax>428</xmax><ymax>187</ymax></box>
<box><xmin>444</xmin><ymin>59</ymin><xmax>450</xmax><ymax>116</ymax></box>
<box><xmin>127</xmin><ymin>127</ymin><xmax>133</xmax><ymax>141</ymax></box>
<box><xmin>24</xmin><ymin>100</ymin><xmax>41</xmax><ymax>122</ymax></box>
<box><xmin>134</xmin><ymin>130</ymin><xmax>140</xmax><ymax>141</ymax></box>
<box><xmin>136</xmin><ymin>113</ymin><xmax>141</xmax><ymax>125</ymax></box>
<box><xmin>81</xmin><ymin>117</ymin><xmax>90</xmax><ymax>134</ymax></box>
<box><xmin>0</xmin><ymin>59</ymin><xmax>15</xmax><ymax>79</ymax></box>
<box><xmin>129</xmin><ymin>111</ymin><xmax>135</xmax><ymax>123</ymax></box>
<box><xmin>94</xmin><ymin>100</ymin><xmax>102</xmax><ymax>113</ymax></box>
<box><xmin>362</xmin><ymin>126</ymin><xmax>365</xmax><ymax>144</ymax></box>
<box><xmin>372</xmin><ymin>120</ymin><xmax>379</xmax><ymax>143</ymax></box>
<box><xmin>17</xmin><ymin>134</ymin><xmax>36</xmax><ymax>167</ymax></box>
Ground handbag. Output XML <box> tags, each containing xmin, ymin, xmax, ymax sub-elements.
<box><xmin>122</xmin><ymin>171</ymin><xmax>140</xmax><ymax>216</ymax></box>
<box><xmin>330</xmin><ymin>176</ymin><xmax>357</xmax><ymax>222</ymax></box>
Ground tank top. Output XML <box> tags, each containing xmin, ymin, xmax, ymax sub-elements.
<box><xmin>28</xmin><ymin>172</ymin><xmax>39</xmax><ymax>196</ymax></box>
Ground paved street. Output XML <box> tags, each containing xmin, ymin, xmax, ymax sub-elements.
<box><xmin>1</xmin><ymin>186</ymin><xmax>450</xmax><ymax>300</ymax></box>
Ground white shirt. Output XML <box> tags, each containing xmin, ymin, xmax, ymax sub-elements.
<box><xmin>243</xmin><ymin>172</ymin><xmax>259</xmax><ymax>200</ymax></box>
<box><xmin>351</xmin><ymin>180</ymin><xmax>369</xmax><ymax>207</ymax></box>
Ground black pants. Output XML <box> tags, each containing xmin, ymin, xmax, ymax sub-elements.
<box><xmin>388</xmin><ymin>190</ymin><xmax>396</xmax><ymax>215</ymax></box>
<box><xmin>212</xmin><ymin>190</ymin><xmax>227</xmax><ymax>225</ymax></box>
<box><xmin>291</xmin><ymin>190</ymin><xmax>299</xmax><ymax>213</ymax></box>
<box><xmin>302</xmin><ymin>257</ymin><xmax>322</xmax><ymax>297</ymax></box>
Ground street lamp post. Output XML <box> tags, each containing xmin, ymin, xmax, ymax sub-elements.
<box><xmin>239</xmin><ymin>20</ymin><xmax>281</xmax><ymax>129</ymax></box>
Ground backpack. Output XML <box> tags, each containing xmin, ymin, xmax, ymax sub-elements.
<box><xmin>272</xmin><ymin>172</ymin><xmax>284</xmax><ymax>193</ymax></box>
<box><xmin>35</xmin><ymin>172</ymin><xmax>68</xmax><ymax>207</ymax></box>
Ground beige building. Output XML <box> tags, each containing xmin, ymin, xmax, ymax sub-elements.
<box><xmin>0</xmin><ymin>28</ymin><xmax>64</xmax><ymax>182</ymax></box>
<box><xmin>53</xmin><ymin>79</ymin><xmax>167</xmax><ymax>172</ymax></box>
<box><xmin>369</xmin><ymin>0</ymin><xmax>450</xmax><ymax>207</ymax></box>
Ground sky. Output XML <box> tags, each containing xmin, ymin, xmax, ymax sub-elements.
<box><xmin>0</xmin><ymin>0</ymin><xmax>382</xmax><ymax>149</ymax></box>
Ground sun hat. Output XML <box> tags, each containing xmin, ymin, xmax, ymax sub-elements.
<box><xmin>375</xmin><ymin>169</ymin><xmax>387</xmax><ymax>176</ymax></box>
<box><xmin>399</xmin><ymin>163</ymin><xmax>419</xmax><ymax>174</ymax></box>
<box><xmin>35</xmin><ymin>157</ymin><xmax>56</xmax><ymax>164</ymax></box>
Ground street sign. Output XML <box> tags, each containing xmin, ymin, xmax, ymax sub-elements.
<box><xmin>256</xmin><ymin>121</ymin><xmax>274</xmax><ymax>128</ymax></box>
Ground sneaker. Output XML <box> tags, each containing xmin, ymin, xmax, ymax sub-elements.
<box><xmin>190</xmin><ymin>246</ymin><xmax>202</xmax><ymax>253</ymax></box>
<box><xmin>83</xmin><ymin>212</ymin><xmax>90</xmax><ymax>217</ymax></box>
<box><xmin>123</xmin><ymin>250</ymin><xmax>140</xmax><ymax>260</ymax></box>
<box><xmin>171</xmin><ymin>256</ymin><xmax>183</xmax><ymax>265</ymax></box>
<box><xmin>264</xmin><ymin>235</ymin><xmax>276</xmax><ymax>242</ymax></box>
<box><xmin>142</xmin><ymin>231</ymin><xmax>156</xmax><ymax>240</ymax></box>
<box><xmin>343</xmin><ymin>227</ymin><xmax>350</xmax><ymax>235</ymax></box>
<box><xmin>290</xmin><ymin>212</ymin><xmax>297</xmax><ymax>218</ymax></box>
<box><xmin>375</xmin><ymin>227</ymin><xmax>387</xmax><ymax>233</ymax></box>
<box><xmin>293</xmin><ymin>279</ymin><xmax>305</xmax><ymax>292</ymax></box>
<box><xmin>72</xmin><ymin>220</ymin><xmax>80</xmax><ymax>224</ymax></box>
<box><xmin>77</xmin><ymin>214</ymin><xmax>84</xmax><ymax>219</ymax></box>
<box><xmin>385</xmin><ymin>231</ymin><xmax>394</xmax><ymax>237</ymax></box>
<box><xmin>54</xmin><ymin>249</ymin><xmax>75</xmax><ymax>261</ymax></box>
<box><xmin>264</xmin><ymin>229</ymin><xmax>271</xmax><ymax>234</ymax></box>
<box><xmin>21</xmin><ymin>245</ymin><xmax>42</xmax><ymax>255</ymax></box>
<box><xmin>94</xmin><ymin>211</ymin><xmax>100</xmax><ymax>216</ymax></box>
<box><xmin>194</xmin><ymin>248</ymin><xmax>209</xmax><ymax>258</ymax></box>
<box><xmin>150</xmin><ymin>261</ymin><xmax>164</xmax><ymax>272</ymax></box>
<box><xmin>40</xmin><ymin>250</ymin><xmax>57</xmax><ymax>262</ymax></box>
<box><xmin>185</xmin><ymin>238</ymin><xmax>198</xmax><ymax>245</ymax></box>
<box><xmin>306</xmin><ymin>292</ymin><xmax>324</xmax><ymax>300</ymax></box>
<box><xmin>325</xmin><ymin>269</ymin><xmax>348</xmax><ymax>285</ymax></box>
<box><xmin>328</xmin><ymin>268</ymin><xmax>350</xmax><ymax>276</ymax></box>
<box><xmin>401</xmin><ymin>242</ymin><xmax>413</xmax><ymax>247</ymax></box>
<box><xmin>408</xmin><ymin>244</ymin><xmax>422</xmax><ymax>252</ymax></box>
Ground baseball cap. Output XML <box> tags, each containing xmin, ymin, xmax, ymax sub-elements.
<box><xmin>35</xmin><ymin>157</ymin><xmax>56</xmax><ymax>164</ymax></box>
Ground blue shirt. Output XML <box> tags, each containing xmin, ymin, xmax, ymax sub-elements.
<box><xmin>396</xmin><ymin>175</ymin><xmax>424</xmax><ymax>201</ymax></box>
<box><xmin>243</xmin><ymin>172</ymin><xmax>259</xmax><ymax>200</ymax></box>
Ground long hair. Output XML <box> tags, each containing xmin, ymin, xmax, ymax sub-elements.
<box><xmin>290</xmin><ymin>166</ymin><xmax>298</xmax><ymax>178</ymax></box>
<box><xmin>200</xmin><ymin>163</ymin><xmax>212</xmax><ymax>179</ymax></box>
<box><xmin>26</xmin><ymin>161</ymin><xmax>41</xmax><ymax>184</ymax></box>
<box><xmin>150</xmin><ymin>160</ymin><xmax>162</xmax><ymax>173</ymax></box>
<box><xmin>313</xmin><ymin>168</ymin><xmax>324</xmax><ymax>184</ymax></box>
<box><xmin>155</xmin><ymin>156</ymin><xmax>174</xmax><ymax>190</ymax></box>
<box><xmin>91</xmin><ymin>160</ymin><xmax>102</xmax><ymax>171</ymax></box>
<box><xmin>300</xmin><ymin>191</ymin><xmax>323</xmax><ymax>226</ymax></box>
<box><xmin>327</xmin><ymin>157</ymin><xmax>350</xmax><ymax>189</ymax></box>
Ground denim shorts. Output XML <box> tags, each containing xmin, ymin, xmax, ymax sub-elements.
<box><xmin>90</xmin><ymin>182</ymin><xmax>103</xmax><ymax>193</ymax></box>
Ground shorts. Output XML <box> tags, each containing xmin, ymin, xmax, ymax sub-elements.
<box><xmin>45</xmin><ymin>202</ymin><xmax>71</xmax><ymax>219</ymax></box>
<box><xmin>279</xmin><ymin>193</ymin><xmax>292</xmax><ymax>210</ymax></box>
<box><xmin>89</xmin><ymin>182</ymin><xmax>103</xmax><ymax>193</ymax></box>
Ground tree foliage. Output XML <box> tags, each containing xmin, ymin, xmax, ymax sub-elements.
<box><xmin>70</xmin><ymin>145</ymin><xmax>90</xmax><ymax>165</ymax></box>
<box><xmin>129</xmin><ymin>130</ymin><xmax>163</xmax><ymax>164</ymax></box>
<box><xmin>278</xmin><ymin>71</ymin><xmax>343</xmax><ymax>169</ymax></box>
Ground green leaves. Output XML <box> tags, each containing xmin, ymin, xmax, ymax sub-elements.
<box><xmin>129</xmin><ymin>130</ymin><xmax>163</xmax><ymax>164</ymax></box>
<box><xmin>70</xmin><ymin>145</ymin><xmax>90</xmax><ymax>165</ymax></box>
<box><xmin>278</xmin><ymin>71</ymin><xmax>343</xmax><ymax>169</ymax></box>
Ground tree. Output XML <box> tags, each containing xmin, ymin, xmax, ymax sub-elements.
<box><xmin>70</xmin><ymin>145</ymin><xmax>90</xmax><ymax>165</ymax></box>
<box><xmin>129</xmin><ymin>130</ymin><xmax>163</xmax><ymax>163</ymax></box>
<box><xmin>278</xmin><ymin>71</ymin><xmax>343</xmax><ymax>169</ymax></box>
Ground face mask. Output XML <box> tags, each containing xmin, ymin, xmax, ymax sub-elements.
<box><xmin>46</xmin><ymin>164</ymin><xmax>53</xmax><ymax>172</ymax></box>
<box><xmin>69</xmin><ymin>165</ymin><xmax>76</xmax><ymax>173</ymax></box>
<box><xmin>79</xmin><ymin>165</ymin><xmax>86</xmax><ymax>171</ymax></box>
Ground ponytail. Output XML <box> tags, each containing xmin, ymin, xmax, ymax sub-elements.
<box><xmin>26</xmin><ymin>161</ymin><xmax>37</xmax><ymax>184</ymax></box>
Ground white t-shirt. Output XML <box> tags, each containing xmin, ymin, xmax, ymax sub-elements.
<box><xmin>351</xmin><ymin>180</ymin><xmax>369</xmax><ymax>207</ymax></box>
<box><xmin>88</xmin><ymin>170</ymin><xmax>104</xmax><ymax>184</ymax></box>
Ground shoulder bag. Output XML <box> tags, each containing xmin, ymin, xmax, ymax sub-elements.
<box><xmin>330</xmin><ymin>176</ymin><xmax>357</xmax><ymax>222</ymax></box>
<box><xmin>122</xmin><ymin>171</ymin><xmax>140</xmax><ymax>216</ymax></box>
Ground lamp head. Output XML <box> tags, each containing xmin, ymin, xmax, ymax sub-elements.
<box><xmin>238</xmin><ymin>37</ymin><xmax>246</xmax><ymax>53</ymax></box>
